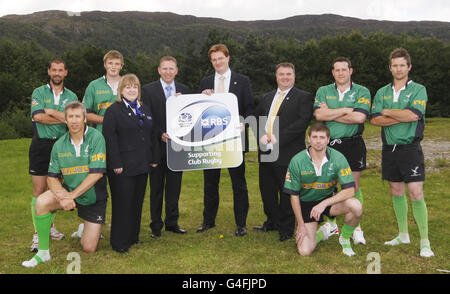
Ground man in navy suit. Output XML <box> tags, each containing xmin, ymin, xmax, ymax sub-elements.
<box><xmin>254</xmin><ymin>62</ymin><xmax>313</xmax><ymax>241</ymax></box>
<box><xmin>197</xmin><ymin>44</ymin><xmax>255</xmax><ymax>237</ymax></box>
<box><xmin>141</xmin><ymin>56</ymin><xmax>191</xmax><ymax>238</ymax></box>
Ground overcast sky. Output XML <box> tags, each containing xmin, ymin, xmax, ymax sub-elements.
<box><xmin>0</xmin><ymin>0</ymin><xmax>449</xmax><ymax>22</ymax></box>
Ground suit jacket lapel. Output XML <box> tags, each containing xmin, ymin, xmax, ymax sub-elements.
<box><xmin>229</xmin><ymin>71</ymin><xmax>238</xmax><ymax>94</ymax></box>
<box><xmin>120</xmin><ymin>101</ymin><xmax>141</xmax><ymax>128</ymax></box>
<box><xmin>277</xmin><ymin>88</ymin><xmax>295</xmax><ymax>115</ymax></box>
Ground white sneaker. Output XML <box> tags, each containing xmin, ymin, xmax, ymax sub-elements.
<box><xmin>351</xmin><ymin>227</ymin><xmax>366</xmax><ymax>245</ymax></box>
<box><xmin>320</xmin><ymin>222</ymin><xmax>339</xmax><ymax>239</ymax></box>
<box><xmin>339</xmin><ymin>235</ymin><xmax>356</xmax><ymax>257</ymax></box>
<box><xmin>22</xmin><ymin>251</ymin><xmax>51</xmax><ymax>268</ymax></box>
<box><xmin>71</xmin><ymin>223</ymin><xmax>104</xmax><ymax>239</ymax></box>
<box><xmin>71</xmin><ymin>223</ymin><xmax>84</xmax><ymax>238</ymax></box>
<box><xmin>50</xmin><ymin>225</ymin><xmax>65</xmax><ymax>240</ymax></box>
<box><xmin>420</xmin><ymin>239</ymin><xmax>434</xmax><ymax>258</ymax></box>
<box><xmin>30</xmin><ymin>233</ymin><xmax>38</xmax><ymax>252</ymax></box>
<box><xmin>385</xmin><ymin>233</ymin><xmax>410</xmax><ymax>246</ymax></box>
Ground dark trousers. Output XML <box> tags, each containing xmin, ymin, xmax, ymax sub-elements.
<box><xmin>202</xmin><ymin>159</ymin><xmax>249</xmax><ymax>227</ymax></box>
<box><xmin>108</xmin><ymin>171</ymin><xmax>147</xmax><ymax>251</ymax></box>
<box><xmin>259</xmin><ymin>162</ymin><xmax>294</xmax><ymax>237</ymax></box>
<box><xmin>149</xmin><ymin>159</ymin><xmax>183</xmax><ymax>232</ymax></box>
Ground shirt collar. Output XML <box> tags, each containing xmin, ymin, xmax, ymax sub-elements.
<box><xmin>160</xmin><ymin>78</ymin><xmax>175</xmax><ymax>89</ymax></box>
<box><xmin>215</xmin><ymin>68</ymin><xmax>231</xmax><ymax>80</ymax></box>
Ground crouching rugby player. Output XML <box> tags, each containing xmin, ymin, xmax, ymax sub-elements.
<box><xmin>283</xmin><ymin>123</ymin><xmax>362</xmax><ymax>257</ymax></box>
<box><xmin>22</xmin><ymin>101</ymin><xmax>108</xmax><ymax>268</ymax></box>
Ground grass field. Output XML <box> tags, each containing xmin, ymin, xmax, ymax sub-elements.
<box><xmin>0</xmin><ymin>119</ymin><xmax>449</xmax><ymax>274</ymax></box>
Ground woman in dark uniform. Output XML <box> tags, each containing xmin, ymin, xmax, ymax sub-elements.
<box><xmin>103</xmin><ymin>74</ymin><xmax>160</xmax><ymax>253</ymax></box>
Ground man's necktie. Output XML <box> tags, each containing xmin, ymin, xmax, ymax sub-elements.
<box><xmin>217</xmin><ymin>76</ymin><xmax>225</xmax><ymax>93</ymax></box>
<box><xmin>267</xmin><ymin>91</ymin><xmax>285</xmax><ymax>137</ymax></box>
<box><xmin>165</xmin><ymin>85</ymin><xmax>172</xmax><ymax>99</ymax></box>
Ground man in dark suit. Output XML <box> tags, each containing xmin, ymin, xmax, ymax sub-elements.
<box><xmin>254</xmin><ymin>62</ymin><xmax>313</xmax><ymax>241</ymax></box>
<box><xmin>197</xmin><ymin>43</ymin><xmax>255</xmax><ymax>237</ymax></box>
<box><xmin>141</xmin><ymin>56</ymin><xmax>190</xmax><ymax>238</ymax></box>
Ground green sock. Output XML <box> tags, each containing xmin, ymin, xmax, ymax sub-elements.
<box><xmin>31</xmin><ymin>197</ymin><xmax>37</xmax><ymax>232</ymax></box>
<box><xmin>315</xmin><ymin>230</ymin><xmax>324</xmax><ymax>243</ymax></box>
<box><xmin>354</xmin><ymin>189</ymin><xmax>363</xmax><ymax>228</ymax></box>
<box><xmin>35</xmin><ymin>213</ymin><xmax>52</xmax><ymax>251</ymax></box>
<box><xmin>324</xmin><ymin>215</ymin><xmax>336</xmax><ymax>225</ymax></box>
<box><xmin>412</xmin><ymin>199</ymin><xmax>429</xmax><ymax>240</ymax></box>
<box><xmin>341</xmin><ymin>223</ymin><xmax>356</xmax><ymax>240</ymax></box>
<box><xmin>392</xmin><ymin>194</ymin><xmax>408</xmax><ymax>234</ymax></box>
<box><xmin>354</xmin><ymin>189</ymin><xmax>363</xmax><ymax>204</ymax></box>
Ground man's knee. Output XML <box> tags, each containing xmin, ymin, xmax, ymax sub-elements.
<box><xmin>347</xmin><ymin>198</ymin><xmax>363</xmax><ymax>218</ymax></box>
<box><xmin>81</xmin><ymin>240</ymin><xmax>99</xmax><ymax>253</ymax></box>
<box><xmin>35</xmin><ymin>192</ymin><xmax>54</xmax><ymax>215</ymax></box>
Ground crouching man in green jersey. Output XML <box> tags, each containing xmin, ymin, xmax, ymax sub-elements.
<box><xmin>283</xmin><ymin>123</ymin><xmax>362</xmax><ymax>257</ymax></box>
<box><xmin>22</xmin><ymin>102</ymin><xmax>108</xmax><ymax>268</ymax></box>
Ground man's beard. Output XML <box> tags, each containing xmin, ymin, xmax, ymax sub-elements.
<box><xmin>51</xmin><ymin>76</ymin><xmax>63</xmax><ymax>85</ymax></box>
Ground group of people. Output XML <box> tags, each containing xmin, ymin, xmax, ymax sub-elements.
<box><xmin>22</xmin><ymin>44</ymin><xmax>433</xmax><ymax>268</ymax></box>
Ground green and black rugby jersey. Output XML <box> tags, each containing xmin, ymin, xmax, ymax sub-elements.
<box><xmin>82</xmin><ymin>76</ymin><xmax>117</xmax><ymax>132</ymax></box>
<box><xmin>370</xmin><ymin>80</ymin><xmax>427</xmax><ymax>145</ymax></box>
<box><xmin>283</xmin><ymin>147</ymin><xmax>355</xmax><ymax>202</ymax></box>
<box><xmin>30</xmin><ymin>84</ymin><xmax>78</xmax><ymax>139</ymax></box>
<box><xmin>48</xmin><ymin>126</ymin><xmax>107</xmax><ymax>206</ymax></box>
<box><xmin>314</xmin><ymin>82</ymin><xmax>371</xmax><ymax>139</ymax></box>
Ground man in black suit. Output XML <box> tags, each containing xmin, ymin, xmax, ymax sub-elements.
<box><xmin>197</xmin><ymin>44</ymin><xmax>255</xmax><ymax>237</ymax></box>
<box><xmin>254</xmin><ymin>62</ymin><xmax>313</xmax><ymax>241</ymax></box>
<box><xmin>141</xmin><ymin>56</ymin><xmax>190</xmax><ymax>238</ymax></box>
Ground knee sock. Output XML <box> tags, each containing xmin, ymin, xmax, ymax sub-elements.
<box><xmin>411</xmin><ymin>199</ymin><xmax>429</xmax><ymax>241</ymax></box>
<box><xmin>341</xmin><ymin>223</ymin><xmax>356</xmax><ymax>240</ymax></box>
<box><xmin>31</xmin><ymin>197</ymin><xmax>37</xmax><ymax>233</ymax></box>
<box><xmin>36</xmin><ymin>212</ymin><xmax>52</xmax><ymax>251</ymax></box>
<box><xmin>340</xmin><ymin>224</ymin><xmax>356</xmax><ymax>256</ymax></box>
<box><xmin>392</xmin><ymin>194</ymin><xmax>408</xmax><ymax>234</ymax></box>
<box><xmin>354</xmin><ymin>189</ymin><xmax>363</xmax><ymax>229</ymax></box>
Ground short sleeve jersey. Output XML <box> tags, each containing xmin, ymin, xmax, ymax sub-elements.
<box><xmin>314</xmin><ymin>82</ymin><xmax>371</xmax><ymax>139</ymax></box>
<box><xmin>48</xmin><ymin>126</ymin><xmax>107</xmax><ymax>206</ymax></box>
<box><xmin>283</xmin><ymin>147</ymin><xmax>355</xmax><ymax>202</ymax></box>
<box><xmin>82</xmin><ymin>76</ymin><xmax>117</xmax><ymax>133</ymax></box>
<box><xmin>30</xmin><ymin>84</ymin><xmax>78</xmax><ymax>139</ymax></box>
<box><xmin>370</xmin><ymin>80</ymin><xmax>427</xmax><ymax>145</ymax></box>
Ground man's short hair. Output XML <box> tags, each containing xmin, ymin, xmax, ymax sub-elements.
<box><xmin>276</xmin><ymin>62</ymin><xmax>295</xmax><ymax>72</ymax></box>
<box><xmin>65</xmin><ymin>101</ymin><xmax>87</xmax><ymax>119</ymax></box>
<box><xmin>48</xmin><ymin>58</ymin><xmax>67</xmax><ymax>70</ymax></box>
<box><xmin>308</xmin><ymin>122</ymin><xmax>330</xmax><ymax>138</ymax></box>
<box><xmin>332</xmin><ymin>57</ymin><xmax>352</xmax><ymax>69</ymax></box>
<box><xmin>103</xmin><ymin>50</ymin><xmax>124</xmax><ymax>65</ymax></box>
<box><xmin>117</xmin><ymin>74</ymin><xmax>142</xmax><ymax>103</ymax></box>
<box><xmin>208</xmin><ymin>44</ymin><xmax>230</xmax><ymax>60</ymax></box>
<box><xmin>159</xmin><ymin>56</ymin><xmax>178</xmax><ymax>66</ymax></box>
<box><xmin>389</xmin><ymin>48</ymin><xmax>411</xmax><ymax>66</ymax></box>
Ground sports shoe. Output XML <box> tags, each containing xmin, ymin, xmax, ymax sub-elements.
<box><xmin>71</xmin><ymin>223</ymin><xmax>104</xmax><ymax>239</ymax></box>
<box><xmin>319</xmin><ymin>222</ymin><xmax>339</xmax><ymax>239</ymax></box>
<box><xmin>384</xmin><ymin>233</ymin><xmax>410</xmax><ymax>246</ymax></box>
<box><xmin>30</xmin><ymin>233</ymin><xmax>38</xmax><ymax>252</ymax></box>
<box><xmin>351</xmin><ymin>227</ymin><xmax>366</xmax><ymax>245</ymax></box>
<box><xmin>339</xmin><ymin>235</ymin><xmax>356</xmax><ymax>257</ymax></box>
<box><xmin>420</xmin><ymin>239</ymin><xmax>434</xmax><ymax>258</ymax></box>
<box><xmin>71</xmin><ymin>223</ymin><xmax>84</xmax><ymax>238</ymax></box>
<box><xmin>50</xmin><ymin>224</ymin><xmax>65</xmax><ymax>240</ymax></box>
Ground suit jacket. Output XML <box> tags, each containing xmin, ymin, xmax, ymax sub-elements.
<box><xmin>141</xmin><ymin>80</ymin><xmax>190</xmax><ymax>158</ymax></box>
<box><xmin>199</xmin><ymin>71</ymin><xmax>255</xmax><ymax>152</ymax></box>
<box><xmin>102</xmin><ymin>101</ymin><xmax>160</xmax><ymax>176</ymax></box>
<box><xmin>256</xmin><ymin>87</ymin><xmax>313</xmax><ymax>166</ymax></box>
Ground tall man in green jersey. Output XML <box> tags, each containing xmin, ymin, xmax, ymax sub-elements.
<box><xmin>29</xmin><ymin>59</ymin><xmax>78</xmax><ymax>252</ymax></box>
<box><xmin>370</xmin><ymin>48</ymin><xmax>434</xmax><ymax>258</ymax></box>
<box><xmin>22</xmin><ymin>102</ymin><xmax>108</xmax><ymax>268</ymax></box>
<box><xmin>82</xmin><ymin>50</ymin><xmax>123</xmax><ymax>133</ymax></box>
<box><xmin>283</xmin><ymin>123</ymin><xmax>362</xmax><ymax>257</ymax></box>
<box><xmin>313</xmin><ymin>57</ymin><xmax>371</xmax><ymax>245</ymax></box>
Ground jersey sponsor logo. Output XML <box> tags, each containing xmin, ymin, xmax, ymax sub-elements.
<box><xmin>97</xmin><ymin>102</ymin><xmax>113</xmax><ymax>110</ymax></box>
<box><xmin>61</xmin><ymin>165</ymin><xmax>90</xmax><ymax>175</ymax></box>
<box><xmin>91</xmin><ymin>153</ymin><xmax>106</xmax><ymax>162</ymax></box>
<box><xmin>383</xmin><ymin>95</ymin><xmax>392</xmax><ymax>100</ymax></box>
<box><xmin>357</xmin><ymin>97</ymin><xmax>370</xmax><ymax>105</ymax></box>
<box><xmin>58</xmin><ymin>152</ymin><xmax>73</xmax><ymax>158</ymax></box>
<box><xmin>340</xmin><ymin>167</ymin><xmax>352</xmax><ymax>177</ymax></box>
<box><xmin>31</xmin><ymin>98</ymin><xmax>39</xmax><ymax>107</ymax></box>
<box><xmin>326</xmin><ymin>95</ymin><xmax>337</xmax><ymax>100</ymax></box>
<box><xmin>413</xmin><ymin>100</ymin><xmax>426</xmax><ymax>108</ymax></box>
<box><xmin>44</xmin><ymin>99</ymin><xmax>52</xmax><ymax>103</ymax></box>
<box><xmin>301</xmin><ymin>179</ymin><xmax>338</xmax><ymax>190</ymax></box>
<box><xmin>96</xmin><ymin>90</ymin><xmax>111</xmax><ymax>95</ymax></box>
<box><xmin>301</xmin><ymin>170</ymin><xmax>314</xmax><ymax>175</ymax></box>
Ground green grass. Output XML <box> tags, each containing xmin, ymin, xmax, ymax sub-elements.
<box><xmin>1</xmin><ymin>118</ymin><xmax>449</xmax><ymax>274</ymax></box>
